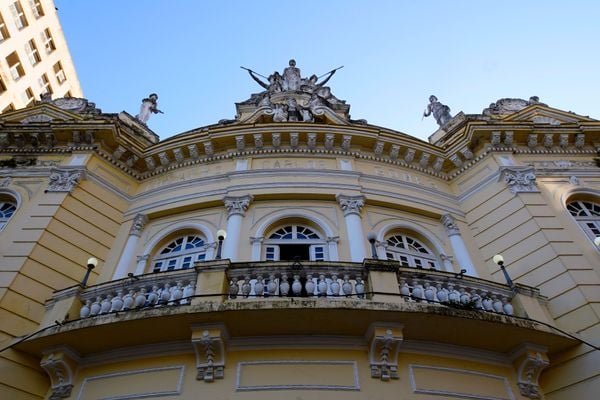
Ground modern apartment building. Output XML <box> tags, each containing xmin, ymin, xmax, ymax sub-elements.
<box><xmin>0</xmin><ymin>0</ymin><xmax>81</xmax><ymax>113</ymax></box>
<box><xmin>0</xmin><ymin>60</ymin><xmax>599</xmax><ymax>399</ymax></box>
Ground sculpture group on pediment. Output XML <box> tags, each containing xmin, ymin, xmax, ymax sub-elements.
<box><xmin>483</xmin><ymin>96</ymin><xmax>546</xmax><ymax>116</ymax></box>
<box><xmin>239</xmin><ymin>60</ymin><xmax>347</xmax><ymax>123</ymax></box>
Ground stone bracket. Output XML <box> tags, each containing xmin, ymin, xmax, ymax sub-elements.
<box><xmin>191</xmin><ymin>323</ymin><xmax>229</xmax><ymax>382</ymax></box>
<box><xmin>40</xmin><ymin>347</ymin><xmax>80</xmax><ymax>399</ymax></box>
<box><xmin>510</xmin><ymin>344</ymin><xmax>549</xmax><ymax>399</ymax></box>
<box><xmin>366</xmin><ymin>323</ymin><xmax>404</xmax><ymax>381</ymax></box>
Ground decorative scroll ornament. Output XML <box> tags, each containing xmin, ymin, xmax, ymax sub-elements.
<box><xmin>223</xmin><ymin>195</ymin><xmax>253</xmax><ymax>217</ymax></box>
<box><xmin>441</xmin><ymin>214</ymin><xmax>460</xmax><ymax>236</ymax></box>
<box><xmin>336</xmin><ymin>194</ymin><xmax>365</xmax><ymax>216</ymax></box>
<box><xmin>129</xmin><ymin>214</ymin><xmax>148</xmax><ymax>237</ymax></box>
<box><xmin>511</xmin><ymin>346</ymin><xmax>549</xmax><ymax>399</ymax></box>
<box><xmin>46</xmin><ymin>169</ymin><xmax>83</xmax><ymax>192</ymax></box>
<box><xmin>40</xmin><ymin>348</ymin><xmax>80</xmax><ymax>400</ymax></box>
<box><xmin>500</xmin><ymin>166</ymin><xmax>539</xmax><ymax>193</ymax></box>
<box><xmin>191</xmin><ymin>324</ymin><xmax>228</xmax><ymax>382</ymax></box>
<box><xmin>366</xmin><ymin>324</ymin><xmax>403</xmax><ymax>381</ymax></box>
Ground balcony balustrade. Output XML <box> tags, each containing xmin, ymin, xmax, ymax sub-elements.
<box><xmin>39</xmin><ymin>260</ymin><xmax>550</xmax><ymax>330</ymax></box>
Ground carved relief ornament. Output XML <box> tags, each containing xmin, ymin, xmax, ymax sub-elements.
<box><xmin>441</xmin><ymin>214</ymin><xmax>460</xmax><ymax>236</ymax></box>
<box><xmin>46</xmin><ymin>169</ymin><xmax>84</xmax><ymax>193</ymax></box>
<box><xmin>366</xmin><ymin>324</ymin><xmax>403</xmax><ymax>381</ymax></box>
<box><xmin>511</xmin><ymin>346</ymin><xmax>549</xmax><ymax>399</ymax></box>
<box><xmin>223</xmin><ymin>195</ymin><xmax>253</xmax><ymax>217</ymax></box>
<box><xmin>191</xmin><ymin>324</ymin><xmax>228</xmax><ymax>382</ymax></box>
<box><xmin>336</xmin><ymin>194</ymin><xmax>365</xmax><ymax>216</ymax></box>
<box><xmin>40</xmin><ymin>348</ymin><xmax>80</xmax><ymax>400</ymax></box>
<box><xmin>499</xmin><ymin>166</ymin><xmax>539</xmax><ymax>194</ymax></box>
<box><xmin>129</xmin><ymin>214</ymin><xmax>148</xmax><ymax>237</ymax></box>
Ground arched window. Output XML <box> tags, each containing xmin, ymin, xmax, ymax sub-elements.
<box><xmin>264</xmin><ymin>224</ymin><xmax>327</xmax><ymax>261</ymax></box>
<box><xmin>567</xmin><ymin>200</ymin><xmax>600</xmax><ymax>240</ymax></box>
<box><xmin>385</xmin><ymin>234</ymin><xmax>439</xmax><ymax>269</ymax></box>
<box><xmin>0</xmin><ymin>200</ymin><xmax>17</xmax><ymax>231</ymax></box>
<box><xmin>152</xmin><ymin>234</ymin><xmax>207</xmax><ymax>272</ymax></box>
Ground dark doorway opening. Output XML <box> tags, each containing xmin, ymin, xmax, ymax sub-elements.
<box><xmin>279</xmin><ymin>244</ymin><xmax>310</xmax><ymax>261</ymax></box>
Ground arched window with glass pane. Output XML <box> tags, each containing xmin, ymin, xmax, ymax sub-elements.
<box><xmin>152</xmin><ymin>234</ymin><xmax>207</xmax><ymax>272</ymax></box>
<box><xmin>567</xmin><ymin>200</ymin><xmax>600</xmax><ymax>241</ymax></box>
<box><xmin>264</xmin><ymin>224</ymin><xmax>327</xmax><ymax>261</ymax></box>
<box><xmin>385</xmin><ymin>234</ymin><xmax>439</xmax><ymax>269</ymax></box>
<box><xmin>0</xmin><ymin>200</ymin><xmax>17</xmax><ymax>231</ymax></box>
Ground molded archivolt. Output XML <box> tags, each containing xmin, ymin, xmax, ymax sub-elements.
<box><xmin>138</xmin><ymin>220</ymin><xmax>218</xmax><ymax>273</ymax></box>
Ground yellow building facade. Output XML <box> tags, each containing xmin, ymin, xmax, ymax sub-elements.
<box><xmin>0</xmin><ymin>0</ymin><xmax>82</xmax><ymax>113</ymax></box>
<box><xmin>0</xmin><ymin>63</ymin><xmax>599</xmax><ymax>399</ymax></box>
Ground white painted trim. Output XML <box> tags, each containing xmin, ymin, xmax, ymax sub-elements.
<box><xmin>76</xmin><ymin>365</ymin><xmax>185</xmax><ymax>400</ymax></box>
<box><xmin>254</xmin><ymin>209</ymin><xmax>336</xmax><ymax>241</ymax></box>
<box><xmin>408</xmin><ymin>364</ymin><xmax>515</xmax><ymax>400</ymax></box>
<box><xmin>236</xmin><ymin>360</ymin><xmax>360</xmax><ymax>391</ymax></box>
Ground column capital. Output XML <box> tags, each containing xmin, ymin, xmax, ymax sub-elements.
<box><xmin>129</xmin><ymin>214</ymin><xmax>149</xmax><ymax>237</ymax></box>
<box><xmin>46</xmin><ymin>168</ymin><xmax>84</xmax><ymax>193</ymax></box>
<box><xmin>499</xmin><ymin>166</ymin><xmax>539</xmax><ymax>193</ymax></box>
<box><xmin>441</xmin><ymin>214</ymin><xmax>460</xmax><ymax>236</ymax></box>
<box><xmin>223</xmin><ymin>195</ymin><xmax>253</xmax><ymax>218</ymax></box>
<box><xmin>336</xmin><ymin>194</ymin><xmax>365</xmax><ymax>216</ymax></box>
<box><xmin>249</xmin><ymin>236</ymin><xmax>264</xmax><ymax>245</ymax></box>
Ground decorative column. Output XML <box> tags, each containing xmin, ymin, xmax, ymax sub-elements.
<box><xmin>441</xmin><ymin>214</ymin><xmax>477</xmax><ymax>276</ymax></box>
<box><xmin>510</xmin><ymin>345</ymin><xmax>549</xmax><ymax>399</ymax></box>
<box><xmin>336</xmin><ymin>194</ymin><xmax>367</xmax><ymax>262</ymax></box>
<box><xmin>326</xmin><ymin>236</ymin><xmax>340</xmax><ymax>261</ymax></box>
<box><xmin>45</xmin><ymin>168</ymin><xmax>84</xmax><ymax>193</ymax></box>
<box><xmin>222</xmin><ymin>195</ymin><xmax>252</xmax><ymax>261</ymax></box>
<box><xmin>113</xmin><ymin>214</ymin><xmax>148</xmax><ymax>279</ymax></box>
<box><xmin>40</xmin><ymin>347</ymin><xmax>80</xmax><ymax>399</ymax></box>
<box><xmin>249</xmin><ymin>236</ymin><xmax>263</xmax><ymax>261</ymax></box>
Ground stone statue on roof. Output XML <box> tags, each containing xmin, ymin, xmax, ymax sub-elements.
<box><xmin>423</xmin><ymin>95</ymin><xmax>452</xmax><ymax>127</ymax></box>
<box><xmin>238</xmin><ymin>60</ymin><xmax>349</xmax><ymax>124</ymax></box>
<box><xmin>136</xmin><ymin>93</ymin><xmax>163</xmax><ymax>124</ymax></box>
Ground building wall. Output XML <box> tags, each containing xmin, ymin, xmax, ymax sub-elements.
<box><xmin>0</xmin><ymin>0</ymin><xmax>82</xmax><ymax>112</ymax></box>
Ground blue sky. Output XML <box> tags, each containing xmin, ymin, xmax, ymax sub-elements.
<box><xmin>55</xmin><ymin>1</ymin><xmax>600</xmax><ymax>141</ymax></box>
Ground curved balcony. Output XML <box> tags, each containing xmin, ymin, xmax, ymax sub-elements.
<box><xmin>17</xmin><ymin>260</ymin><xmax>576</xmax><ymax>358</ymax></box>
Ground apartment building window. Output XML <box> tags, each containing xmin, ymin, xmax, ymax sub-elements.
<box><xmin>9</xmin><ymin>1</ymin><xmax>28</xmax><ymax>30</ymax></box>
<box><xmin>0</xmin><ymin>13</ymin><xmax>10</xmax><ymax>42</ymax></box>
<box><xmin>6</xmin><ymin>51</ymin><xmax>25</xmax><ymax>81</ymax></box>
<box><xmin>53</xmin><ymin>61</ymin><xmax>66</xmax><ymax>84</ymax></box>
<box><xmin>29</xmin><ymin>0</ymin><xmax>44</xmax><ymax>19</ymax></box>
<box><xmin>41</xmin><ymin>28</ymin><xmax>55</xmax><ymax>53</ymax></box>
<box><xmin>2</xmin><ymin>104</ymin><xmax>15</xmax><ymax>113</ymax></box>
<box><xmin>0</xmin><ymin>76</ymin><xmax>7</xmax><ymax>94</ymax></box>
<box><xmin>38</xmin><ymin>73</ymin><xmax>52</xmax><ymax>95</ymax></box>
<box><xmin>25</xmin><ymin>39</ymin><xmax>41</xmax><ymax>66</ymax></box>
<box><xmin>20</xmin><ymin>87</ymin><xmax>35</xmax><ymax>106</ymax></box>
<box><xmin>152</xmin><ymin>235</ymin><xmax>208</xmax><ymax>272</ymax></box>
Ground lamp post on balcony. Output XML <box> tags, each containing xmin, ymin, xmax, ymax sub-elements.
<box><xmin>367</xmin><ymin>232</ymin><xmax>378</xmax><ymax>259</ymax></box>
<box><xmin>492</xmin><ymin>254</ymin><xmax>514</xmax><ymax>289</ymax></box>
<box><xmin>81</xmin><ymin>257</ymin><xmax>98</xmax><ymax>288</ymax></box>
<box><xmin>216</xmin><ymin>229</ymin><xmax>227</xmax><ymax>260</ymax></box>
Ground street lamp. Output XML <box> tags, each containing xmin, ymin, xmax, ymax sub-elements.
<box><xmin>367</xmin><ymin>232</ymin><xmax>378</xmax><ymax>259</ymax></box>
<box><xmin>81</xmin><ymin>257</ymin><xmax>98</xmax><ymax>287</ymax></box>
<box><xmin>216</xmin><ymin>229</ymin><xmax>227</xmax><ymax>259</ymax></box>
<box><xmin>492</xmin><ymin>254</ymin><xmax>514</xmax><ymax>289</ymax></box>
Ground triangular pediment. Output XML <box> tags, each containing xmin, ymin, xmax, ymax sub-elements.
<box><xmin>0</xmin><ymin>103</ymin><xmax>86</xmax><ymax>124</ymax></box>
<box><xmin>501</xmin><ymin>104</ymin><xmax>596</xmax><ymax>125</ymax></box>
